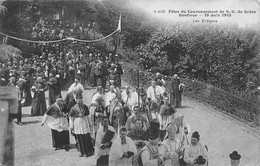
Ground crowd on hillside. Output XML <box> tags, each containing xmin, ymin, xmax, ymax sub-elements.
<box><xmin>31</xmin><ymin>18</ymin><xmax>91</xmax><ymax>41</ymax></box>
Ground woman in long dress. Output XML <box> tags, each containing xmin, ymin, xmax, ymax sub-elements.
<box><xmin>31</xmin><ymin>77</ymin><xmax>48</xmax><ymax>116</ymax></box>
<box><xmin>69</xmin><ymin>92</ymin><xmax>94</xmax><ymax>157</ymax></box>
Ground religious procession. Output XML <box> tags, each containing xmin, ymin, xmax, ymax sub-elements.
<box><xmin>0</xmin><ymin>0</ymin><xmax>252</xmax><ymax>166</ymax></box>
<box><xmin>1</xmin><ymin>45</ymin><xmax>212</xmax><ymax>166</ymax></box>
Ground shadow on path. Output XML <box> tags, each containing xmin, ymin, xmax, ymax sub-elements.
<box><xmin>177</xmin><ymin>105</ymin><xmax>193</xmax><ymax>109</ymax></box>
<box><xmin>21</xmin><ymin>120</ymin><xmax>41</xmax><ymax>125</ymax></box>
<box><xmin>22</xmin><ymin>113</ymin><xmax>33</xmax><ymax>118</ymax></box>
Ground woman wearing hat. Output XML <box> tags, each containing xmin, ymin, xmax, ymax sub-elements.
<box><xmin>69</xmin><ymin>92</ymin><xmax>94</xmax><ymax>157</ymax></box>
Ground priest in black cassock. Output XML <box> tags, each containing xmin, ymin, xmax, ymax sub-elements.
<box><xmin>69</xmin><ymin>92</ymin><xmax>94</xmax><ymax>157</ymax></box>
<box><xmin>41</xmin><ymin>94</ymin><xmax>70</xmax><ymax>151</ymax></box>
<box><xmin>47</xmin><ymin>70</ymin><xmax>61</xmax><ymax>106</ymax></box>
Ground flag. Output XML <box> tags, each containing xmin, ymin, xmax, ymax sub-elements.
<box><xmin>117</xmin><ymin>13</ymin><xmax>121</xmax><ymax>32</ymax></box>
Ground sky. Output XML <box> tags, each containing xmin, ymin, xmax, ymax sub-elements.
<box><xmin>133</xmin><ymin>0</ymin><xmax>260</xmax><ymax>28</ymax></box>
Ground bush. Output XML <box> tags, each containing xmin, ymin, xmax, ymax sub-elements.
<box><xmin>122</xmin><ymin>62</ymin><xmax>260</xmax><ymax>126</ymax></box>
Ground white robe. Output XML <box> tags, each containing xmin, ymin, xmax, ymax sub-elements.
<box><xmin>141</xmin><ymin>144</ymin><xmax>163</xmax><ymax>166</ymax></box>
<box><xmin>184</xmin><ymin>142</ymin><xmax>208</xmax><ymax>166</ymax></box>
<box><xmin>146</xmin><ymin>85</ymin><xmax>165</xmax><ymax>102</ymax></box>
<box><xmin>130</xmin><ymin>91</ymin><xmax>142</xmax><ymax>110</ymax></box>
<box><xmin>95</xmin><ymin>125</ymin><xmax>117</xmax><ymax>159</ymax></box>
<box><xmin>121</xmin><ymin>90</ymin><xmax>132</xmax><ymax>108</ymax></box>
<box><xmin>105</xmin><ymin>91</ymin><xmax>116</xmax><ymax>107</ymax></box>
<box><xmin>90</xmin><ymin>92</ymin><xmax>106</xmax><ymax>131</ymax></box>
<box><xmin>159</xmin><ymin>139</ymin><xmax>180</xmax><ymax>166</ymax></box>
<box><xmin>158</xmin><ymin>114</ymin><xmax>174</xmax><ymax>131</ymax></box>
<box><xmin>109</xmin><ymin>136</ymin><xmax>137</xmax><ymax>166</ymax></box>
<box><xmin>68</xmin><ymin>82</ymin><xmax>84</xmax><ymax>93</ymax></box>
<box><xmin>41</xmin><ymin>103</ymin><xmax>69</xmax><ymax>132</ymax></box>
<box><xmin>69</xmin><ymin>115</ymin><xmax>92</xmax><ymax>134</ymax></box>
<box><xmin>90</xmin><ymin>92</ymin><xmax>105</xmax><ymax>115</ymax></box>
<box><xmin>42</xmin><ymin>114</ymin><xmax>69</xmax><ymax>132</ymax></box>
<box><xmin>91</xmin><ymin>92</ymin><xmax>104</xmax><ymax>105</ymax></box>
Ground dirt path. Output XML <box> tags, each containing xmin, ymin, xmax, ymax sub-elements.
<box><xmin>13</xmin><ymin>81</ymin><xmax>260</xmax><ymax>166</ymax></box>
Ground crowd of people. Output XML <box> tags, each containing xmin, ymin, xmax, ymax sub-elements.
<box><xmin>31</xmin><ymin>15</ymin><xmax>96</xmax><ymax>41</ymax></box>
<box><xmin>0</xmin><ymin>43</ymin><xmax>242</xmax><ymax>166</ymax></box>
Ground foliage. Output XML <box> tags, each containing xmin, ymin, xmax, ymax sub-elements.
<box><xmin>122</xmin><ymin>62</ymin><xmax>260</xmax><ymax>126</ymax></box>
<box><xmin>1</xmin><ymin>0</ymin><xmax>156</xmax><ymax>56</ymax></box>
<box><xmin>0</xmin><ymin>4</ymin><xmax>7</xmax><ymax>15</ymax></box>
<box><xmin>137</xmin><ymin>23</ymin><xmax>260</xmax><ymax>92</ymax></box>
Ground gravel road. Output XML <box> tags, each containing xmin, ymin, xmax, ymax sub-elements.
<box><xmin>13</xmin><ymin>81</ymin><xmax>260</xmax><ymax>166</ymax></box>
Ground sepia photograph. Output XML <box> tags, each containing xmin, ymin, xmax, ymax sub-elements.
<box><xmin>0</xmin><ymin>0</ymin><xmax>259</xmax><ymax>165</ymax></box>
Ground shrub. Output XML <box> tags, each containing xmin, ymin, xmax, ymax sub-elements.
<box><xmin>122</xmin><ymin>62</ymin><xmax>260</xmax><ymax>126</ymax></box>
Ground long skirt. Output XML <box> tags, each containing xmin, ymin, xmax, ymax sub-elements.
<box><xmin>75</xmin><ymin>133</ymin><xmax>94</xmax><ymax>156</ymax></box>
<box><xmin>31</xmin><ymin>92</ymin><xmax>47</xmax><ymax>116</ymax></box>
<box><xmin>51</xmin><ymin>129</ymin><xmax>70</xmax><ymax>148</ymax></box>
<box><xmin>97</xmin><ymin>155</ymin><xmax>109</xmax><ymax>166</ymax></box>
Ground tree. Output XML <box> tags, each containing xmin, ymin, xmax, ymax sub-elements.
<box><xmin>137</xmin><ymin>23</ymin><xmax>260</xmax><ymax>92</ymax></box>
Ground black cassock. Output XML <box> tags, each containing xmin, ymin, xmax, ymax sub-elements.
<box><xmin>69</xmin><ymin>104</ymin><xmax>94</xmax><ymax>156</ymax></box>
<box><xmin>31</xmin><ymin>81</ymin><xmax>48</xmax><ymax>116</ymax></box>
<box><xmin>48</xmin><ymin>76</ymin><xmax>61</xmax><ymax>106</ymax></box>
<box><xmin>170</xmin><ymin>78</ymin><xmax>182</xmax><ymax>108</ymax></box>
<box><xmin>45</xmin><ymin>104</ymin><xmax>70</xmax><ymax>149</ymax></box>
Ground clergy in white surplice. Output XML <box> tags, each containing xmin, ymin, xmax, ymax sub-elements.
<box><xmin>95</xmin><ymin>116</ymin><xmax>117</xmax><ymax>166</ymax></box>
<box><xmin>109</xmin><ymin>127</ymin><xmax>137</xmax><ymax>166</ymax></box>
<box><xmin>130</xmin><ymin>87</ymin><xmax>143</xmax><ymax>110</ymax></box>
<box><xmin>121</xmin><ymin>86</ymin><xmax>132</xmax><ymax>108</ymax></box>
<box><xmin>183</xmin><ymin>131</ymin><xmax>208</xmax><ymax>166</ymax></box>
<box><xmin>90</xmin><ymin>86</ymin><xmax>106</xmax><ymax>135</ymax></box>
<box><xmin>159</xmin><ymin>123</ymin><xmax>181</xmax><ymax>166</ymax></box>
<box><xmin>146</xmin><ymin>80</ymin><xmax>165</xmax><ymax>103</ymax></box>
<box><xmin>105</xmin><ymin>85</ymin><xmax>117</xmax><ymax>108</ymax></box>
<box><xmin>67</xmin><ymin>76</ymin><xmax>84</xmax><ymax>93</ymax></box>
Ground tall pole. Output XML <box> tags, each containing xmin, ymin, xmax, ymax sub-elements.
<box><xmin>137</xmin><ymin>70</ymin><xmax>140</xmax><ymax>107</ymax></box>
